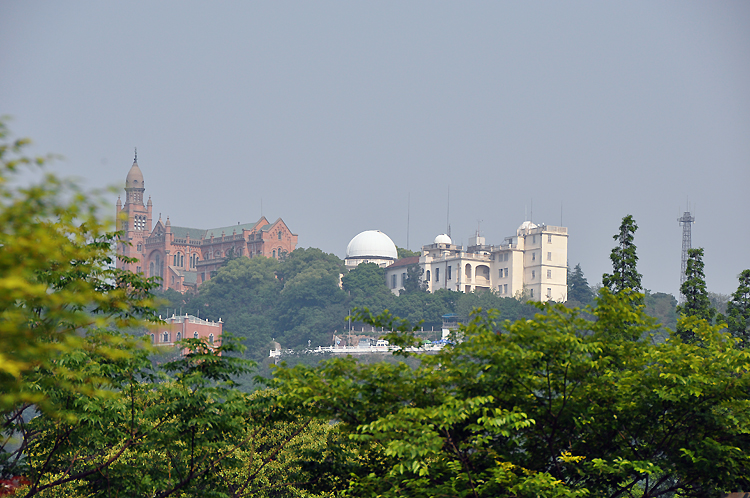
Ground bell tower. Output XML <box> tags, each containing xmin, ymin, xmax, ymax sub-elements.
<box><xmin>116</xmin><ymin>149</ymin><xmax>153</xmax><ymax>273</ymax></box>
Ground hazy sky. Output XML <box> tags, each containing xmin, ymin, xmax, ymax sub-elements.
<box><xmin>1</xmin><ymin>2</ymin><xmax>748</xmax><ymax>296</ymax></box>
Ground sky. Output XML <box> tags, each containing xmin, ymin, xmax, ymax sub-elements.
<box><xmin>1</xmin><ymin>1</ymin><xmax>748</xmax><ymax>296</ymax></box>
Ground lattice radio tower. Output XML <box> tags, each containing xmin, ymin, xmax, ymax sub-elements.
<box><xmin>678</xmin><ymin>209</ymin><xmax>695</xmax><ymax>293</ymax></box>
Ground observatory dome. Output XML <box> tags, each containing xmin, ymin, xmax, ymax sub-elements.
<box><xmin>434</xmin><ymin>234</ymin><xmax>452</xmax><ymax>245</ymax></box>
<box><xmin>346</xmin><ymin>230</ymin><xmax>398</xmax><ymax>260</ymax></box>
<box><xmin>518</xmin><ymin>221</ymin><xmax>538</xmax><ymax>231</ymax></box>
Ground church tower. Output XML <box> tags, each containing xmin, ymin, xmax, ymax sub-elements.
<box><xmin>116</xmin><ymin>149</ymin><xmax>153</xmax><ymax>273</ymax></box>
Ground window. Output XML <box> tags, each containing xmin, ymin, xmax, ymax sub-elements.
<box><xmin>499</xmin><ymin>285</ymin><xmax>503</xmax><ymax>293</ymax></box>
<box><xmin>391</xmin><ymin>274</ymin><xmax>397</xmax><ymax>288</ymax></box>
<box><xmin>401</xmin><ymin>273</ymin><xmax>406</xmax><ymax>286</ymax></box>
<box><xmin>151</xmin><ymin>334</ymin><xmax>155</xmax><ymax>344</ymax></box>
<box><xmin>435</xmin><ymin>268</ymin><xmax>440</xmax><ymax>282</ymax></box>
<box><xmin>504</xmin><ymin>284</ymin><xmax>508</xmax><ymax>294</ymax></box>
<box><xmin>137</xmin><ymin>243</ymin><xmax>142</xmax><ymax>251</ymax></box>
<box><xmin>209</xmin><ymin>334</ymin><xmax>214</xmax><ymax>345</ymax></box>
<box><xmin>532</xmin><ymin>252</ymin><xmax>536</xmax><ymax>261</ymax></box>
<box><xmin>547</xmin><ymin>269</ymin><xmax>552</xmax><ymax>279</ymax></box>
<box><xmin>547</xmin><ymin>287</ymin><xmax>552</xmax><ymax>298</ymax></box>
<box><xmin>505</xmin><ymin>268</ymin><xmax>509</xmax><ymax>277</ymax></box>
<box><xmin>273</xmin><ymin>249</ymin><xmax>276</xmax><ymax>258</ymax></box>
<box><xmin>448</xmin><ymin>266</ymin><xmax>452</xmax><ymax>280</ymax></box>
<box><xmin>532</xmin><ymin>270</ymin><xmax>536</xmax><ymax>279</ymax></box>
<box><xmin>547</xmin><ymin>251</ymin><xmax>552</xmax><ymax>261</ymax></box>
<box><xmin>193</xmin><ymin>331</ymin><xmax>199</xmax><ymax>339</ymax></box>
<box><xmin>548</xmin><ymin>234</ymin><xmax>552</xmax><ymax>243</ymax></box>
<box><xmin>533</xmin><ymin>235</ymin><xmax>536</xmax><ymax>244</ymax></box>
<box><xmin>136</xmin><ymin>266</ymin><xmax>141</xmax><ymax>273</ymax></box>
<box><xmin>278</xmin><ymin>231</ymin><xmax>282</xmax><ymax>240</ymax></box>
<box><xmin>426</xmin><ymin>270</ymin><xmax>431</xmax><ymax>282</ymax></box>
<box><xmin>171</xmin><ymin>275</ymin><xmax>175</xmax><ymax>285</ymax></box>
<box><xmin>505</xmin><ymin>253</ymin><xmax>509</xmax><ymax>262</ymax></box>
<box><xmin>176</xmin><ymin>332</ymin><xmax>181</xmax><ymax>341</ymax></box>
<box><xmin>530</xmin><ymin>288</ymin><xmax>534</xmax><ymax>298</ymax></box>
<box><xmin>162</xmin><ymin>331</ymin><xmax>169</xmax><ymax>343</ymax></box>
<box><xmin>499</xmin><ymin>269</ymin><xmax>503</xmax><ymax>278</ymax></box>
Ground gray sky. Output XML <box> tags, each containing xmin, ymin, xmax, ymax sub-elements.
<box><xmin>2</xmin><ymin>1</ymin><xmax>748</xmax><ymax>296</ymax></box>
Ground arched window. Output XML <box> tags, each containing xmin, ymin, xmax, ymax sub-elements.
<box><xmin>209</xmin><ymin>334</ymin><xmax>214</xmax><ymax>345</ymax></box>
<box><xmin>273</xmin><ymin>250</ymin><xmax>276</xmax><ymax>258</ymax></box>
<box><xmin>426</xmin><ymin>270</ymin><xmax>431</xmax><ymax>282</ymax></box>
<box><xmin>137</xmin><ymin>243</ymin><xmax>142</xmax><ymax>252</ymax></box>
<box><xmin>176</xmin><ymin>332</ymin><xmax>181</xmax><ymax>341</ymax></box>
<box><xmin>278</xmin><ymin>231</ymin><xmax>282</xmax><ymax>240</ymax></box>
<box><xmin>150</xmin><ymin>334</ymin><xmax>155</xmax><ymax>344</ymax></box>
<box><xmin>162</xmin><ymin>331</ymin><xmax>169</xmax><ymax>342</ymax></box>
<box><xmin>149</xmin><ymin>261</ymin><xmax>154</xmax><ymax>277</ymax></box>
<box><xmin>193</xmin><ymin>331</ymin><xmax>199</xmax><ymax>339</ymax></box>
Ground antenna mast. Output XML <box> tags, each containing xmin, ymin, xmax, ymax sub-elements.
<box><xmin>407</xmin><ymin>192</ymin><xmax>410</xmax><ymax>250</ymax></box>
<box><xmin>446</xmin><ymin>187</ymin><xmax>451</xmax><ymax>238</ymax></box>
<box><xmin>678</xmin><ymin>208</ymin><xmax>695</xmax><ymax>298</ymax></box>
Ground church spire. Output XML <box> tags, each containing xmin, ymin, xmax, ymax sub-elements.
<box><xmin>134</xmin><ymin>147</ymin><xmax>137</xmax><ymax>163</ymax></box>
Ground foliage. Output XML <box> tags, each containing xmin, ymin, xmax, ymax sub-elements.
<box><xmin>397</xmin><ymin>247</ymin><xmax>421</xmax><ymax>259</ymax></box>
<box><xmin>0</xmin><ymin>121</ymin><xmax>159</xmax><ymax>416</ymax></box>
<box><xmin>643</xmin><ymin>291</ymin><xmax>678</xmax><ymax>332</ymax></box>
<box><xmin>567</xmin><ymin>263</ymin><xmax>593</xmax><ymax>306</ymax></box>
<box><xmin>271</xmin><ymin>291</ymin><xmax>750</xmax><ymax>497</ymax></box>
<box><xmin>676</xmin><ymin>248</ymin><xmax>716</xmax><ymax>342</ymax></box>
<box><xmin>724</xmin><ymin>269</ymin><xmax>750</xmax><ymax>347</ymax></box>
<box><xmin>602</xmin><ymin>215</ymin><xmax>642</xmax><ymax>302</ymax></box>
<box><xmin>8</xmin><ymin>334</ymin><xmax>328</xmax><ymax>498</ymax></box>
<box><xmin>401</xmin><ymin>263</ymin><xmax>427</xmax><ymax>295</ymax></box>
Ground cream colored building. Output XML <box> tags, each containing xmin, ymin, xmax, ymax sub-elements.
<box><xmin>384</xmin><ymin>221</ymin><xmax>568</xmax><ymax>302</ymax></box>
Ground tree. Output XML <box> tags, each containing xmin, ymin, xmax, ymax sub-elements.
<box><xmin>0</xmin><ymin>120</ymin><xmax>158</xmax><ymax>417</ymax></box>
<box><xmin>397</xmin><ymin>247</ymin><xmax>420</xmax><ymax>259</ymax></box>
<box><xmin>725</xmin><ymin>269</ymin><xmax>750</xmax><ymax>347</ymax></box>
<box><xmin>676</xmin><ymin>248</ymin><xmax>715</xmax><ymax>342</ymax></box>
<box><xmin>401</xmin><ymin>263</ymin><xmax>426</xmax><ymax>294</ymax></box>
<box><xmin>602</xmin><ymin>215</ymin><xmax>642</xmax><ymax>299</ymax></box>
<box><xmin>271</xmin><ymin>291</ymin><xmax>750</xmax><ymax>497</ymax></box>
<box><xmin>567</xmin><ymin>263</ymin><xmax>593</xmax><ymax>306</ymax></box>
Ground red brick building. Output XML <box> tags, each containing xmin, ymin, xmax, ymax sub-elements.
<box><xmin>149</xmin><ymin>314</ymin><xmax>223</xmax><ymax>350</ymax></box>
<box><xmin>116</xmin><ymin>154</ymin><xmax>298</xmax><ymax>292</ymax></box>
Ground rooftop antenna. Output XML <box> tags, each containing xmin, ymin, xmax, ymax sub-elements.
<box><xmin>261</xmin><ymin>198</ymin><xmax>263</xmax><ymax>217</ymax></box>
<box><xmin>447</xmin><ymin>187</ymin><xmax>451</xmax><ymax>238</ymax></box>
<box><xmin>678</xmin><ymin>201</ymin><xmax>695</xmax><ymax>300</ymax></box>
<box><xmin>407</xmin><ymin>192</ymin><xmax>410</xmax><ymax>250</ymax></box>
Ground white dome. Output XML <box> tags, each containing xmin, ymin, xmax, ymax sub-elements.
<box><xmin>346</xmin><ymin>230</ymin><xmax>398</xmax><ymax>260</ymax></box>
<box><xmin>434</xmin><ymin>234</ymin><xmax>452</xmax><ymax>245</ymax></box>
<box><xmin>518</xmin><ymin>221</ymin><xmax>538</xmax><ymax>231</ymax></box>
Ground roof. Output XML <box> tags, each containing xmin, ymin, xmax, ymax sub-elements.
<box><xmin>169</xmin><ymin>217</ymin><xmax>271</xmax><ymax>241</ymax></box>
<box><xmin>385</xmin><ymin>256</ymin><xmax>420</xmax><ymax>269</ymax></box>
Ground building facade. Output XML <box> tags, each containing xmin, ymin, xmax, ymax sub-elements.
<box><xmin>149</xmin><ymin>314</ymin><xmax>222</xmax><ymax>351</ymax></box>
<box><xmin>116</xmin><ymin>155</ymin><xmax>298</xmax><ymax>292</ymax></box>
<box><xmin>383</xmin><ymin>221</ymin><xmax>568</xmax><ymax>302</ymax></box>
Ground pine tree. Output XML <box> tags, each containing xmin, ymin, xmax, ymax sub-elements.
<box><xmin>725</xmin><ymin>269</ymin><xmax>750</xmax><ymax>347</ymax></box>
<box><xmin>676</xmin><ymin>248</ymin><xmax>715</xmax><ymax>343</ymax></box>
<box><xmin>567</xmin><ymin>263</ymin><xmax>593</xmax><ymax>305</ymax></box>
<box><xmin>603</xmin><ymin>215</ymin><xmax>642</xmax><ymax>299</ymax></box>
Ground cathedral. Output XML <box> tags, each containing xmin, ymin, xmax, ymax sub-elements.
<box><xmin>116</xmin><ymin>154</ymin><xmax>298</xmax><ymax>293</ymax></box>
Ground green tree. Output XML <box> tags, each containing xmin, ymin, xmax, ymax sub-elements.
<box><xmin>567</xmin><ymin>263</ymin><xmax>593</xmax><ymax>306</ymax></box>
<box><xmin>676</xmin><ymin>248</ymin><xmax>715</xmax><ymax>343</ymax></box>
<box><xmin>401</xmin><ymin>263</ymin><xmax>426</xmax><ymax>294</ymax></box>
<box><xmin>724</xmin><ymin>269</ymin><xmax>750</xmax><ymax>347</ymax></box>
<box><xmin>0</xmin><ymin>121</ymin><xmax>158</xmax><ymax>417</ymax></box>
<box><xmin>602</xmin><ymin>215</ymin><xmax>642</xmax><ymax>300</ymax></box>
<box><xmin>271</xmin><ymin>291</ymin><xmax>750</xmax><ymax>497</ymax></box>
<box><xmin>397</xmin><ymin>247</ymin><xmax>420</xmax><ymax>259</ymax></box>
<box><xmin>341</xmin><ymin>262</ymin><xmax>395</xmax><ymax>316</ymax></box>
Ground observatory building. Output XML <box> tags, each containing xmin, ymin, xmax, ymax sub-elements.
<box><xmin>344</xmin><ymin>230</ymin><xmax>399</xmax><ymax>271</ymax></box>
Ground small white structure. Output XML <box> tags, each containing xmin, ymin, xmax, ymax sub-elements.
<box><xmin>345</xmin><ymin>230</ymin><xmax>399</xmax><ymax>271</ymax></box>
